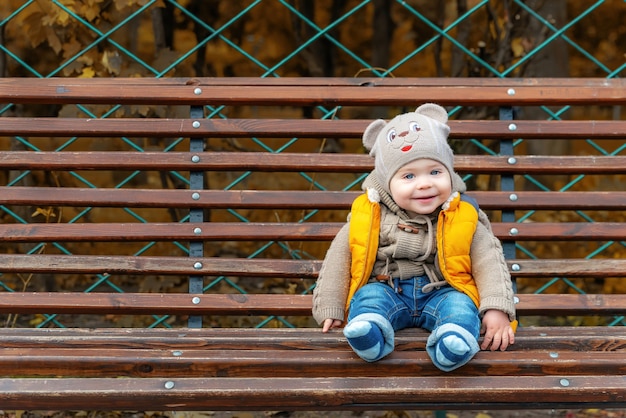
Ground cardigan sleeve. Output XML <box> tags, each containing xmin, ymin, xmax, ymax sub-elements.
<box><xmin>312</xmin><ymin>222</ymin><xmax>352</xmax><ymax>325</ymax></box>
<box><xmin>470</xmin><ymin>210</ymin><xmax>516</xmax><ymax>321</ymax></box>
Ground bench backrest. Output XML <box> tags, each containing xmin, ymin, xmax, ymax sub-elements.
<box><xmin>0</xmin><ymin>77</ymin><xmax>625</xmax><ymax>329</ymax></box>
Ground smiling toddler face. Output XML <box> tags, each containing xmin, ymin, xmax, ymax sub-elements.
<box><xmin>389</xmin><ymin>158</ymin><xmax>452</xmax><ymax>216</ymax></box>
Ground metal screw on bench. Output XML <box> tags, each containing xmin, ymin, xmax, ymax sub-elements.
<box><xmin>511</xmin><ymin>264</ymin><xmax>520</xmax><ymax>272</ymax></box>
<box><xmin>560</xmin><ymin>379</ymin><xmax>570</xmax><ymax>387</ymax></box>
<box><xmin>193</xmin><ymin>262</ymin><xmax>202</xmax><ymax>270</ymax></box>
<box><xmin>507</xmin><ymin>88</ymin><xmax>516</xmax><ymax>96</ymax></box>
<box><xmin>508</xmin><ymin>123</ymin><xmax>517</xmax><ymax>131</ymax></box>
<box><xmin>550</xmin><ymin>352</ymin><xmax>559</xmax><ymax>359</ymax></box>
<box><xmin>192</xmin><ymin>297</ymin><xmax>201</xmax><ymax>304</ymax></box>
<box><xmin>191</xmin><ymin>155</ymin><xmax>200</xmax><ymax>163</ymax></box>
<box><xmin>172</xmin><ymin>351</ymin><xmax>183</xmax><ymax>357</ymax></box>
<box><xmin>193</xmin><ymin>87</ymin><xmax>202</xmax><ymax>95</ymax></box>
<box><xmin>164</xmin><ymin>381</ymin><xmax>175</xmax><ymax>389</ymax></box>
<box><xmin>509</xmin><ymin>193</ymin><xmax>518</xmax><ymax>202</ymax></box>
<box><xmin>193</xmin><ymin>227</ymin><xmax>202</xmax><ymax>235</ymax></box>
<box><xmin>192</xmin><ymin>121</ymin><xmax>201</xmax><ymax>128</ymax></box>
<box><xmin>507</xmin><ymin>157</ymin><xmax>517</xmax><ymax>165</ymax></box>
<box><xmin>192</xmin><ymin>192</ymin><xmax>200</xmax><ymax>200</ymax></box>
<box><xmin>509</xmin><ymin>227</ymin><xmax>519</xmax><ymax>236</ymax></box>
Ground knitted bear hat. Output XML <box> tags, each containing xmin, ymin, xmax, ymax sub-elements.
<box><xmin>362</xmin><ymin>103</ymin><xmax>461</xmax><ymax>195</ymax></box>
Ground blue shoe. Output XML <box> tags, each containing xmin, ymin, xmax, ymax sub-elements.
<box><xmin>343</xmin><ymin>313</ymin><xmax>395</xmax><ymax>362</ymax></box>
<box><xmin>426</xmin><ymin>323</ymin><xmax>479</xmax><ymax>371</ymax></box>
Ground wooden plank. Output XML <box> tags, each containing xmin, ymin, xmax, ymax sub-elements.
<box><xmin>2</xmin><ymin>151</ymin><xmax>626</xmax><ymax>174</ymax></box>
<box><xmin>0</xmin><ymin>347</ymin><xmax>624</xmax><ymax>378</ymax></box>
<box><xmin>493</xmin><ymin>222</ymin><xmax>626</xmax><ymax>241</ymax></box>
<box><xmin>1</xmin><ymin>292</ymin><xmax>626</xmax><ymax>316</ymax></box>
<box><xmin>3</xmin><ymin>76</ymin><xmax>623</xmax><ymax>90</ymax></box>
<box><xmin>0</xmin><ymin>221</ymin><xmax>623</xmax><ymax>243</ymax></box>
<box><xmin>0</xmin><ymin>254</ymin><xmax>321</xmax><ymax>277</ymax></box>
<box><xmin>509</xmin><ymin>259</ymin><xmax>626</xmax><ymax>278</ymax></box>
<box><xmin>515</xmin><ymin>293</ymin><xmax>626</xmax><ymax>315</ymax></box>
<box><xmin>0</xmin><ymin>375</ymin><xmax>625</xmax><ymax>410</ymax></box>
<box><xmin>2</xmin><ymin>118</ymin><xmax>626</xmax><ymax>139</ymax></box>
<box><xmin>191</xmin><ymin>77</ymin><xmax>626</xmax><ymax>88</ymax></box>
<box><xmin>0</xmin><ymin>151</ymin><xmax>373</xmax><ymax>172</ymax></box>
<box><xmin>1</xmin><ymin>327</ymin><xmax>625</xmax><ymax>351</ymax></box>
<box><xmin>1</xmin><ymin>77</ymin><xmax>625</xmax><ymax>106</ymax></box>
<box><xmin>0</xmin><ymin>187</ymin><xmax>358</xmax><ymax>209</ymax></box>
<box><xmin>2</xmin><ymin>187</ymin><xmax>626</xmax><ymax>210</ymax></box>
<box><xmin>0</xmin><ymin>253</ymin><xmax>624</xmax><ymax>280</ymax></box>
<box><xmin>0</xmin><ymin>292</ymin><xmax>313</xmax><ymax>316</ymax></box>
<box><xmin>0</xmin><ymin>222</ymin><xmax>343</xmax><ymax>242</ymax></box>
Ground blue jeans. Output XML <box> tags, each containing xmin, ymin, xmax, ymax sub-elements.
<box><xmin>347</xmin><ymin>276</ymin><xmax>481</xmax><ymax>370</ymax></box>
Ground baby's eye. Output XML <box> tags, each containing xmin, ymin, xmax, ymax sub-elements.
<box><xmin>409</xmin><ymin>121</ymin><xmax>420</xmax><ymax>132</ymax></box>
<box><xmin>430</xmin><ymin>169</ymin><xmax>442</xmax><ymax>176</ymax></box>
<box><xmin>404</xmin><ymin>173</ymin><xmax>415</xmax><ymax>180</ymax></box>
<box><xmin>386</xmin><ymin>129</ymin><xmax>397</xmax><ymax>143</ymax></box>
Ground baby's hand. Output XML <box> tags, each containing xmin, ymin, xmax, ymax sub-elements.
<box><xmin>322</xmin><ymin>318</ymin><xmax>343</xmax><ymax>332</ymax></box>
<box><xmin>480</xmin><ymin>310</ymin><xmax>515</xmax><ymax>351</ymax></box>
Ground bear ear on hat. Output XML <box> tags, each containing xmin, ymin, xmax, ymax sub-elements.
<box><xmin>415</xmin><ymin>103</ymin><xmax>448</xmax><ymax>124</ymax></box>
<box><xmin>362</xmin><ymin>119</ymin><xmax>387</xmax><ymax>153</ymax></box>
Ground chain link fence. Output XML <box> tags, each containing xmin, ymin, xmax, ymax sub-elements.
<box><xmin>0</xmin><ymin>0</ymin><xmax>624</xmax><ymax>329</ymax></box>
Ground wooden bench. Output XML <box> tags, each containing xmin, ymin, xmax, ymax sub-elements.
<box><xmin>0</xmin><ymin>77</ymin><xmax>625</xmax><ymax>412</ymax></box>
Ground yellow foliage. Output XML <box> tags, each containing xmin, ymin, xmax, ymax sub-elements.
<box><xmin>510</xmin><ymin>37</ymin><xmax>525</xmax><ymax>58</ymax></box>
<box><xmin>31</xmin><ymin>207</ymin><xmax>57</xmax><ymax>220</ymax></box>
<box><xmin>79</xmin><ymin>66</ymin><xmax>96</xmax><ymax>77</ymax></box>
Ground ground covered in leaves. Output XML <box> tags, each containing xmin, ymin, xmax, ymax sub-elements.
<box><xmin>2</xmin><ymin>409</ymin><xmax>626</xmax><ymax>418</ymax></box>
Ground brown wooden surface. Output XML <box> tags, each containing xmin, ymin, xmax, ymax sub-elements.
<box><xmin>0</xmin><ymin>254</ymin><xmax>625</xmax><ymax>279</ymax></box>
<box><xmin>1</xmin><ymin>76</ymin><xmax>625</xmax><ymax>412</ymax></box>
<box><xmin>0</xmin><ymin>326</ymin><xmax>624</xmax><ymax>409</ymax></box>
<box><xmin>0</xmin><ymin>221</ymin><xmax>622</xmax><ymax>242</ymax></box>
<box><xmin>2</xmin><ymin>118</ymin><xmax>626</xmax><ymax>139</ymax></box>
<box><xmin>0</xmin><ymin>345</ymin><xmax>625</xmax><ymax>379</ymax></box>
<box><xmin>1</xmin><ymin>77</ymin><xmax>625</xmax><ymax>106</ymax></box>
<box><xmin>2</xmin><ymin>151</ymin><xmax>626</xmax><ymax>174</ymax></box>
<box><xmin>1</xmin><ymin>292</ymin><xmax>626</xmax><ymax>316</ymax></box>
<box><xmin>1</xmin><ymin>326</ymin><xmax>625</xmax><ymax>351</ymax></box>
<box><xmin>0</xmin><ymin>253</ymin><xmax>625</xmax><ymax>282</ymax></box>
<box><xmin>2</xmin><ymin>187</ymin><xmax>626</xmax><ymax>210</ymax></box>
<box><xmin>0</xmin><ymin>375</ymin><xmax>625</xmax><ymax>410</ymax></box>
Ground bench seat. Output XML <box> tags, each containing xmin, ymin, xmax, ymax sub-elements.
<box><xmin>0</xmin><ymin>76</ymin><xmax>625</xmax><ymax>412</ymax></box>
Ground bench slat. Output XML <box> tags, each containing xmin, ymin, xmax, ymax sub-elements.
<box><xmin>2</xmin><ymin>187</ymin><xmax>626</xmax><ymax>210</ymax></box>
<box><xmin>3</xmin><ymin>76</ymin><xmax>622</xmax><ymax>89</ymax></box>
<box><xmin>1</xmin><ymin>327</ymin><xmax>624</xmax><ymax>351</ymax></box>
<box><xmin>0</xmin><ymin>348</ymin><xmax>624</xmax><ymax>378</ymax></box>
<box><xmin>2</xmin><ymin>118</ymin><xmax>626</xmax><ymax>139</ymax></box>
<box><xmin>1</xmin><ymin>77</ymin><xmax>625</xmax><ymax>105</ymax></box>
<box><xmin>0</xmin><ymin>375</ymin><xmax>624</xmax><ymax>410</ymax></box>
<box><xmin>0</xmin><ymin>254</ymin><xmax>320</xmax><ymax>277</ymax></box>
<box><xmin>0</xmin><ymin>222</ymin><xmax>622</xmax><ymax>242</ymax></box>
<box><xmin>510</xmin><ymin>259</ymin><xmax>626</xmax><ymax>278</ymax></box>
<box><xmin>1</xmin><ymin>254</ymin><xmax>625</xmax><ymax>278</ymax></box>
<box><xmin>0</xmin><ymin>254</ymin><xmax>624</xmax><ymax>279</ymax></box>
<box><xmin>2</xmin><ymin>151</ymin><xmax>626</xmax><ymax>174</ymax></box>
<box><xmin>1</xmin><ymin>292</ymin><xmax>626</xmax><ymax>316</ymax></box>
<box><xmin>0</xmin><ymin>222</ymin><xmax>342</xmax><ymax>242</ymax></box>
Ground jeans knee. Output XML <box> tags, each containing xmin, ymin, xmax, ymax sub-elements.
<box><xmin>348</xmin><ymin>283</ymin><xmax>395</xmax><ymax>321</ymax></box>
<box><xmin>434</xmin><ymin>290</ymin><xmax>480</xmax><ymax>338</ymax></box>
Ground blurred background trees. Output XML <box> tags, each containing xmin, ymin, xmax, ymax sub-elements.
<box><xmin>1</xmin><ymin>0</ymin><xmax>623</xmax><ymax>81</ymax></box>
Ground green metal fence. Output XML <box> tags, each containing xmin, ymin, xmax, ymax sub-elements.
<box><xmin>0</xmin><ymin>0</ymin><xmax>624</xmax><ymax>329</ymax></box>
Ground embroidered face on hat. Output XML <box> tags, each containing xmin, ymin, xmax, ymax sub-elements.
<box><xmin>362</xmin><ymin>103</ymin><xmax>457</xmax><ymax>194</ymax></box>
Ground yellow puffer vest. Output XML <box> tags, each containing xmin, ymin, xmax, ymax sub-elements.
<box><xmin>346</xmin><ymin>192</ymin><xmax>479</xmax><ymax>311</ymax></box>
